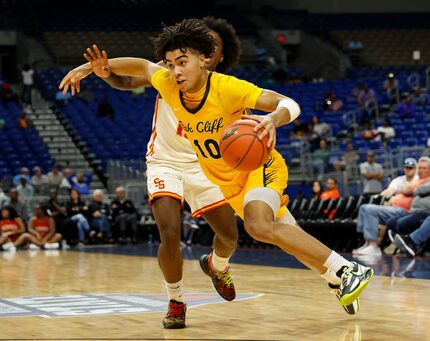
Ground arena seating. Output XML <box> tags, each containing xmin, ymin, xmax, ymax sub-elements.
<box><xmin>0</xmin><ymin>99</ymin><xmax>53</xmax><ymax>178</ymax></box>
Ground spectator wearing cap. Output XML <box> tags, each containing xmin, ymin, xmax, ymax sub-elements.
<box><xmin>31</xmin><ymin>166</ymin><xmax>49</xmax><ymax>194</ymax></box>
<box><xmin>380</xmin><ymin>158</ymin><xmax>419</xmax><ymax>199</ymax></box>
<box><xmin>13</xmin><ymin>167</ymin><xmax>30</xmax><ymax>187</ymax></box>
<box><xmin>21</xmin><ymin>204</ymin><xmax>62</xmax><ymax>250</ymax></box>
<box><xmin>360</xmin><ymin>151</ymin><xmax>384</xmax><ymax>195</ymax></box>
<box><xmin>354</xmin><ymin>157</ymin><xmax>430</xmax><ymax>256</ymax></box>
<box><xmin>47</xmin><ymin>164</ymin><xmax>64</xmax><ymax>188</ymax></box>
<box><xmin>16</xmin><ymin>176</ymin><xmax>34</xmax><ymax>201</ymax></box>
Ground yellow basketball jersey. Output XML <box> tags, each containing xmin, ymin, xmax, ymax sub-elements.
<box><xmin>151</xmin><ymin>69</ymin><xmax>263</xmax><ymax>193</ymax></box>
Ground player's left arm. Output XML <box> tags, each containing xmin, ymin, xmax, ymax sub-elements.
<box><xmin>242</xmin><ymin>90</ymin><xmax>300</xmax><ymax>149</ymax></box>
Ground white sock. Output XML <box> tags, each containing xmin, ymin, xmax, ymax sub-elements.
<box><xmin>211</xmin><ymin>251</ymin><xmax>230</xmax><ymax>273</ymax></box>
<box><xmin>320</xmin><ymin>268</ymin><xmax>341</xmax><ymax>286</ymax></box>
<box><xmin>165</xmin><ymin>279</ymin><xmax>183</xmax><ymax>303</ymax></box>
<box><xmin>323</xmin><ymin>251</ymin><xmax>353</xmax><ymax>278</ymax></box>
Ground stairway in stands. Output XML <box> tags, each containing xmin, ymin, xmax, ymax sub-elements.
<box><xmin>28</xmin><ymin>102</ymin><xmax>105</xmax><ymax>190</ymax></box>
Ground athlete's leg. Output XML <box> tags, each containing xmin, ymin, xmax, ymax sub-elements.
<box><xmin>243</xmin><ymin>200</ymin><xmax>330</xmax><ymax>274</ymax></box>
<box><xmin>151</xmin><ymin>197</ymin><xmax>183</xmax><ymax>283</ymax></box>
<box><xmin>201</xmin><ymin>204</ymin><xmax>238</xmax><ymax>258</ymax></box>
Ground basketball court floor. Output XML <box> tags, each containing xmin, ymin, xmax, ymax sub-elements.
<box><xmin>1</xmin><ymin>244</ymin><xmax>429</xmax><ymax>341</ymax></box>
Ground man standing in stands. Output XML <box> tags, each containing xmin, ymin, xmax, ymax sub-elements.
<box><xmin>360</xmin><ymin>151</ymin><xmax>384</xmax><ymax>195</ymax></box>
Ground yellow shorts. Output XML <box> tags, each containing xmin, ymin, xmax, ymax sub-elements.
<box><xmin>220</xmin><ymin>149</ymin><xmax>289</xmax><ymax>220</ymax></box>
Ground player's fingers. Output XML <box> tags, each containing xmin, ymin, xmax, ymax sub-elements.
<box><xmin>83</xmin><ymin>53</ymin><xmax>92</xmax><ymax>63</ymax></box>
<box><xmin>93</xmin><ymin>44</ymin><xmax>102</xmax><ymax>59</ymax></box>
<box><xmin>76</xmin><ymin>79</ymin><xmax>80</xmax><ymax>94</ymax></box>
<box><xmin>59</xmin><ymin>72</ymin><xmax>72</xmax><ymax>89</ymax></box>
<box><xmin>86</xmin><ymin>47</ymin><xmax>97</xmax><ymax>60</ymax></box>
<box><xmin>62</xmin><ymin>82</ymin><xmax>69</xmax><ymax>95</ymax></box>
<box><xmin>102</xmin><ymin>50</ymin><xmax>108</xmax><ymax>61</ymax></box>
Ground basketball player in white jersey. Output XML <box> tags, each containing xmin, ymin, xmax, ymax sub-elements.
<box><xmin>62</xmin><ymin>17</ymin><xmax>241</xmax><ymax>328</ymax></box>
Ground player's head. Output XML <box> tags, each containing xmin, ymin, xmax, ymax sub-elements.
<box><xmin>201</xmin><ymin>16</ymin><xmax>240</xmax><ymax>73</ymax></box>
<box><xmin>153</xmin><ymin>18</ymin><xmax>215</xmax><ymax>92</ymax></box>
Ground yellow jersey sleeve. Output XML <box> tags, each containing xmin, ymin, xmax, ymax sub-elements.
<box><xmin>217</xmin><ymin>74</ymin><xmax>263</xmax><ymax>114</ymax></box>
<box><xmin>151</xmin><ymin>68</ymin><xmax>176</xmax><ymax>96</ymax></box>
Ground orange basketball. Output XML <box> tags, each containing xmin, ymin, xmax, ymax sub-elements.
<box><xmin>219</xmin><ymin>119</ymin><xmax>271</xmax><ymax>171</ymax></box>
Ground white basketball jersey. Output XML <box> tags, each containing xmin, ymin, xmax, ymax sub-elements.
<box><xmin>146</xmin><ymin>96</ymin><xmax>198</xmax><ymax>163</ymax></box>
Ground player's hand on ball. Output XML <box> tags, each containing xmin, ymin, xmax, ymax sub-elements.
<box><xmin>84</xmin><ymin>44</ymin><xmax>111</xmax><ymax>79</ymax></box>
<box><xmin>242</xmin><ymin>114</ymin><xmax>276</xmax><ymax>149</ymax></box>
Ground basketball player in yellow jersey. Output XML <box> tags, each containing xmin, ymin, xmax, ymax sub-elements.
<box><xmin>60</xmin><ymin>19</ymin><xmax>373</xmax><ymax>314</ymax></box>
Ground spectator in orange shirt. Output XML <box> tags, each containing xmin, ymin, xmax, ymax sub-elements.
<box><xmin>320</xmin><ymin>178</ymin><xmax>340</xmax><ymax>200</ymax></box>
<box><xmin>321</xmin><ymin>178</ymin><xmax>340</xmax><ymax>219</ymax></box>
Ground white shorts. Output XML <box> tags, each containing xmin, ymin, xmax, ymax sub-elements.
<box><xmin>146</xmin><ymin>161</ymin><xmax>228</xmax><ymax>217</ymax></box>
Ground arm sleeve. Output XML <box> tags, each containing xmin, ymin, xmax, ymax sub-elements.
<box><xmin>415</xmin><ymin>181</ymin><xmax>430</xmax><ymax>197</ymax></box>
<box><xmin>218</xmin><ymin>75</ymin><xmax>263</xmax><ymax>114</ymax></box>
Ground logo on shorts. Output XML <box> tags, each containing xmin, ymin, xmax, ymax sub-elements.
<box><xmin>154</xmin><ymin>178</ymin><xmax>165</xmax><ymax>190</ymax></box>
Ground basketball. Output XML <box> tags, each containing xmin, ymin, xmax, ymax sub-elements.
<box><xmin>219</xmin><ymin>119</ymin><xmax>271</xmax><ymax>171</ymax></box>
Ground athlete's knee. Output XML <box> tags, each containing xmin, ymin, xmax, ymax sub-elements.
<box><xmin>244</xmin><ymin>218</ymin><xmax>274</xmax><ymax>243</ymax></box>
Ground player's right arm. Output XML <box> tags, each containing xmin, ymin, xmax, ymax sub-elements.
<box><xmin>59</xmin><ymin>45</ymin><xmax>163</xmax><ymax>95</ymax></box>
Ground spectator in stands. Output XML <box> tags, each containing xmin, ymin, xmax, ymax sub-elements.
<box><xmin>47</xmin><ymin>164</ymin><xmax>64</xmax><ymax>188</ymax></box>
<box><xmin>303</xmin><ymin>123</ymin><xmax>319</xmax><ymax>149</ymax></box>
<box><xmin>385</xmin><ymin>175</ymin><xmax>430</xmax><ymax>242</ymax></box>
<box><xmin>361</xmin><ymin>121</ymin><xmax>378</xmax><ymax>141</ymax></box>
<box><xmin>410</xmin><ymin>86</ymin><xmax>428</xmax><ymax>105</ymax></box>
<box><xmin>321</xmin><ymin>178</ymin><xmax>341</xmax><ymax>200</ymax></box>
<box><xmin>312</xmin><ymin>115</ymin><xmax>331</xmax><ymax>139</ymax></box>
<box><xmin>110</xmin><ymin>186</ymin><xmax>138</xmax><ymax>244</ymax></box>
<box><xmin>97</xmin><ymin>97</ymin><xmax>115</xmax><ymax>118</ymax></box>
<box><xmin>348</xmin><ymin>40</ymin><xmax>363</xmax><ymax>50</ymax></box>
<box><xmin>65</xmin><ymin>188</ymin><xmax>91</xmax><ymax>245</ymax></box>
<box><xmin>71</xmin><ymin>172</ymin><xmax>90</xmax><ymax>195</ymax></box>
<box><xmin>18</xmin><ymin>110</ymin><xmax>34</xmax><ymax>129</ymax></box>
<box><xmin>396</xmin><ymin>94</ymin><xmax>416</xmax><ymax>119</ymax></box>
<box><xmin>321</xmin><ymin>177</ymin><xmax>341</xmax><ymax>220</ymax></box>
<box><xmin>376</xmin><ymin>119</ymin><xmax>395</xmax><ymax>146</ymax></box>
<box><xmin>354</xmin><ymin>156</ymin><xmax>430</xmax><ymax>256</ymax></box>
<box><xmin>0</xmin><ymin>185</ymin><xmax>10</xmax><ymax>208</ymax></box>
<box><xmin>48</xmin><ymin>188</ymin><xmax>68</xmax><ymax>243</ymax></box>
<box><xmin>311</xmin><ymin>180</ymin><xmax>323</xmax><ymax>200</ymax></box>
<box><xmin>31</xmin><ymin>166</ymin><xmax>49</xmax><ymax>194</ymax></box>
<box><xmin>1</xmin><ymin>83</ymin><xmax>19</xmax><ymax>104</ymax></box>
<box><xmin>380</xmin><ymin>158</ymin><xmax>418</xmax><ymax>200</ymax></box>
<box><xmin>59</xmin><ymin>167</ymin><xmax>73</xmax><ymax>193</ymax></box>
<box><xmin>357</xmin><ymin>84</ymin><xmax>376</xmax><ymax>108</ymax></box>
<box><xmin>311</xmin><ymin>139</ymin><xmax>330</xmax><ymax>179</ymax></box>
<box><xmin>360</xmin><ymin>151</ymin><xmax>384</xmax><ymax>195</ymax></box>
<box><xmin>21</xmin><ymin>64</ymin><xmax>34</xmax><ymax>107</ymax></box>
<box><xmin>394</xmin><ymin>214</ymin><xmax>430</xmax><ymax>257</ymax></box>
<box><xmin>323</xmin><ymin>90</ymin><xmax>344</xmax><ymax>112</ymax></box>
<box><xmin>13</xmin><ymin>167</ymin><xmax>30</xmax><ymax>186</ymax></box>
<box><xmin>333</xmin><ymin>141</ymin><xmax>359</xmax><ymax>172</ymax></box>
<box><xmin>383</xmin><ymin>73</ymin><xmax>399</xmax><ymax>105</ymax></box>
<box><xmin>0</xmin><ymin>206</ymin><xmax>26</xmax><ymax>251</ymax></box>
<box><xmin>311</xmin><ymin>72</ymin><xmax>325</xmax><ymax>83</ymax></box>
<box><xmin>290</xmin><ymin>118</ymin><xmax>306</xmax><ymax>139</ymax></box>
<box><xmin>16</xmin><ymin>176</ymin><xmax>34</xmax><ymax>201</ymax></box>
<box><xmin>8</xmin><ymin>188</ymin><xmax>28</xmax><ymax>223</ymax></box>
<box><xmin>288</xmin><ymin>72</ymin><xmax>302</xmax><ymax>85</ymax></box>
<box><xmin>89</xmin><ymin>189</ymin><xmax>113</xmax><ymax>243</ymax></box>
<box><xmin>24</xmin><ymin>204</ymin><xmax>62</xmax><ymax>250</ymax></box>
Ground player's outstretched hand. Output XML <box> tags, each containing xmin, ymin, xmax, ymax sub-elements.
<box><xmin>59</xmin><ymin>64</ymin><xmax>92</xmax><ymax>96</ymax></box>
<box><xmin>242</xmin><ymin>114</ymin><xmax>276</xmax><ymax>149</ymax></box>
<box><xmin>83</xmin><ymin>44</ymin><xmax>111</xmax><ymax>79</ymax></box>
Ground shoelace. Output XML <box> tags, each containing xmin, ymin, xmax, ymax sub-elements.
<box><xmin>216</xmin><ymin>269</ymin><xmax>233</xmax><ymax>287</ymax></box>
<box><xmin>167</xmin><ymin>302</ymin><xmax>185</xmax><ymax>318</ymax></box>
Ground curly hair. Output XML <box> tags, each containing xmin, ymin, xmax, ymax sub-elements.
<box><xmin>202</xmin><ymin>16</ymin><xmax>241</xmax><ymax>73</ymax></box>
<box><xmin>152</xmin><ymin>18</ymin><xmax>215</xmax><ymax>61</ymax></box>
